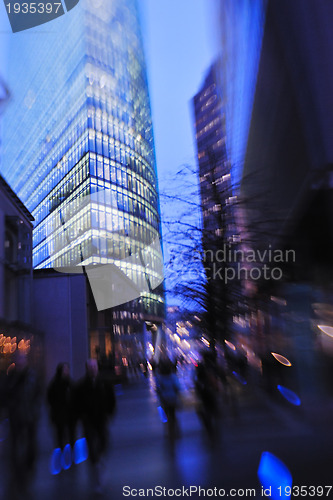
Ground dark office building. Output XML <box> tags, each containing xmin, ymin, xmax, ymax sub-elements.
<box><xmin>0</xmin><ymin>175</ymin><xmax>43</xmax><ymax>371</ymax></box>
<box><xmin>218</xmin><ymin>0</ymin><xmax>333</xmax><ymax>398</ymax></box>
<box><xmin>241</xmin><ymin>0</ymin><xmax>333</xmax><ymax>279</ymax></box>
<box><xmin>193</xmin><ymin>61</ymin><xmax>235</xmax><ymax>243</ymax></box>
<box><xmin>193</xmin><ymin>61</ymin><xmax>238</xmax><ymax>341</ymax></box>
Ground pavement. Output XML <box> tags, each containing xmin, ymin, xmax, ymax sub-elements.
<box><xmin>1</xmin><ymin>370</ymin><xmax>333</xmax><ymax>500</ymax></box>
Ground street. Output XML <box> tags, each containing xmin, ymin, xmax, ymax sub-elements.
<box><xmin>1</xmin><ymin>371</ymin><xmax>333</xmax><ymax>500</ymax></box>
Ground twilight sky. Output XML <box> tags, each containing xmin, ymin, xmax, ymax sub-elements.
<box><xmin>1</xmin><ymin>0</ymin><xmax>219</xmax><ymax>185</ymax></box>
<box><xmin>139</xmin><ymin>1</ymin><xmax>219</xmax><ymax>305</ymax></box>
<box><xmin>139</xmin><ymin>0</ymin><xmax>219</xmax><ymax>183</ymax></box>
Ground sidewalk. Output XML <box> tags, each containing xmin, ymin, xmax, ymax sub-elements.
<box><xmin>1</xmin><ymin>375</ymin><xmax>333</xmax><ymax>499</ymax></box>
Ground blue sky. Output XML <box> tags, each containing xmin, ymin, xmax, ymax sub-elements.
<box><xmin>139</xmin><ymin>1</ymin><xmax>219</xmax><ymax>305</ymax></box>
<box><xmin>1</xmin><ymin>0</ymin><xmax>218</xmax><ymax>184</ymax></box>
<box><xmin>139</xmin><ymin>0</ymin><xmax>219</xmax><ymax>181</ymax></box>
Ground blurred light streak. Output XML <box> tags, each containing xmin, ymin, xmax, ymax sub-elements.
<box><xmin>225</xmin><ymin>340</ymin><xmax>236</xmax><ymax>351</ymax></box>
<box><xmin>157</xmin><ymin>406</ymin><xmax>167</xmax><ymax>423</ymax></box>
<box><xmin>201</xmin><ymin>337</ymin><xmax>210</xmax><ymax>347</ymax></box>
<box><xmin>258</xmin><ymin>451</ymin><xmax>292</xmax><ymax>499</ymax></box>
<box><xmin>232</xmin><ymin>371</ymin><xmax>247</xmax><ymax>385</ymax></box>
<box><xmin>49</xmin><ymin>448</ymin><xmax>62</xmax><ymax>475</ymax></box>
<box><xmin>189</xmin><ymin>357</ymin><xmax>198</xmax><ymax>367</ymax></box>
<box><xmin>277</xmin><ymin>385</ymin><xmax>301</xmax><ymax>406</ymax></box>
<box><xmin>73</xmin><ymin>438</ymin><xmax>88</xmax><ymax>465</ymax></box>
<box><xmin>271</xmin><ymin>353</ymin><xmax>292</xmax><ymax>366</ymax></box>
<box><xmin>271</xmin><ymin>296</ymin><xmax>287</xmax><ymax>306</ymax></box>
<box><xmin>7</xmin><ymin>363</ymin><xmax>15</xmax><ymax>375</ymax></box>
<box><xmin>61</xmin><ymin>443</ymin><xmax>72</xmax><ymax>470</ymax></box>
<box><xmin>317</xmin><ymin>325</ymin><xmax>333</xmax><ymax>338</ymax></box>
<box><xmin>219</xmin><ymin>0</ymin><xmax>268</xmax><ymax>191</ymax></box>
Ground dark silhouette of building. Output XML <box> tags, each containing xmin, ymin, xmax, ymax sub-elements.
<box><xmin>192</xmin><ymin>61</ymin><xmax>238</xmax><ymax>342</ymax></box>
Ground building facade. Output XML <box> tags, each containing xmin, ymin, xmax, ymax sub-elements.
<box><xmin>193</xmin><ymin>61</ymin><xmax>234</xmax><ymax>245</ymax></box>
<box><xmin>217</xmin><ymin>0</ymin><xmax>333</xmax><ymax>399</ymax></box>
<box><xmin>192</xmin><ymin>61</ymin><xmax>238</xmax><ymax>342</ymax></box>
<box><xmin>0</xmin><ymin>175</ymin><xmax>44</xmax><ymax>371</ymax></box>
<box><xmin>0</xmin><ymin>175</ymin><xmax>33</xmax><ymax>325</ymax></box>
<box><xmin>1</xmin><ymin>0</ymin><xmax>164</xmax><ymax>359</ymax></box>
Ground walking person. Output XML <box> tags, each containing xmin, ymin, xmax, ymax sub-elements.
<box><xmin>47</xmin><ymin>362</ymin><xmax>77</xmax><ymax>470</ymax></box>
<box><xmin>75</xmin><ymin>359</ymin><xmax>116</xmax><ymax>494</ymax></box>
<box><xmin>155</xmin><ymin>355</ymin><xmax>181</xmax><ymax>451</ymax></box>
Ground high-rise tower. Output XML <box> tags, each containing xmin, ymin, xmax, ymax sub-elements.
<box><xmin>1</xmin><ymin>0</ymin><xmax>164</xmax><ymax>355</ymax></box>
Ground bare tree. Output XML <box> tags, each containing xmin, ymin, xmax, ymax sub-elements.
<box><xmin>161</xmin><ymin>162</ymin><xmax>286</xmax><ymax>345</ymax></box>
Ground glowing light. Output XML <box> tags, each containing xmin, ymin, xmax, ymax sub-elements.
<box><xmin>270</xmin><ymin>296</ymin><xmax>287</xmax><ymax>306</ymax></box>
<box><xmin>277</xmin><ymin>385</ymin><xmax>301</xmax><ymax>406</ymax></box>
<box><xmin>201</xmin><ymin>337</ymin><xmax>210</xmax><ymax>347</ymax></box>
<box><xmin>18</xmin><ymin>339</ymin><xmax>31</xmax><ymax>353</ymax></box>
<box><xmin>73</xmin><ymin>438</ymin><xmax>89</xmax><ymax>464</ymax></box>
<box><xmin>147</xmin><ymin>362</ymin><xmax>152</xmax><ymax>371</ymax></box>
<box><xmin>271</xmin><ymin>353</ymin><xmax>292</xmax><ymax>366</ymax></box>
<box><xmin>7</xmin><ymin>363</ymin><xmax>15</xmax><ymax>375</ymax></box>
<box><xmin>258</xmin><ymin>452</ymin><xmax>292</xmax><ymax>499</ymax></box>
<box><xmin>148</xmin><ymin>343</ymin><xmax>154</xmax><ymax>353</ymax></box>
<box><xmin>10</xmin><ymin>343</ymin><xmax>17</xmax><ymax>353</ymax></box>
<box><xmin>317</xmin><ymin>325</ymin><xmax>333</xmax><ymax>338</ymax></box>
<box><xmin>232</xmin><ymin>371</ymin><xmax>247</xmax><ymax>385</ymax></box>
<box><xmin>61</xmin><ymin>444</ymin><xmax>72</xmax><ymax>470</ymax></box>
<box><xmin>225</xmin><ymin>340</ymin><xmax>236</xmax><ymax>351</ymax></box>
<box><xmin>18</xmin><ymin>340</ymin><xmax>25</xmax><ymax>350</ymax></box>
<box><xmin>157</xmin><ymin>406</ymin><xmax>167</xmax><ymax>423</ymax></box>
<box><xmin>189</xmin><ymin>357</ymin><xmax>198</xmax><ymax>367</ymax></box>
<box><xmin>49</xmin><ymin>448</ymin><xmax>62</xmax><ymax>475</ymax></box>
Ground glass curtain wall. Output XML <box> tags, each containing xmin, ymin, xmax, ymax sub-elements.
<box><xmin>1</xmin><ymin>0</ymin><xmax>164</xmax><ymax>319</ymax></box>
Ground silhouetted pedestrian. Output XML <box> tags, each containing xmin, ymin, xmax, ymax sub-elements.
<box><xmin>75</xmin><ymin>359</ymin><xmax>116</xmax><ymax>493</ymax></box>
<box><xmin>155</xmin><ymin>355</ymin><xmax>181</xmax><ymax>450</ymax></box>
<box><xmin>47</xmin><ymin>363</ymin><xmax>77</xmax><ymax>451</ymax></box>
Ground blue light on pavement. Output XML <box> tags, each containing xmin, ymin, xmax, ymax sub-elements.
<box><xmin>157</xmin><ymin>406</ymin><xmax>168</xmax><ymax>423</ymax></box>
<box><xmin>277</xmin><ymin>385</ymin><xmax>301</xmax><ymax>406</ymax></box>
<box><xmin>61</xmin><ymin>443</ymin><xmax>72</xmax><ymax>470</ymax></box>
<box><xmin>50</xmin><ymin>448</ymin><xmax>62</xmax><ymax>475</ymax></box>
<box><xmin>258</xmin><ymin>451</ymin><xmax>292</xmax><ymax>499</ymax></box>
<box><xmin>74</xmin><ymin>438</ymin><xmax>89</xmax><ymax>464</ymax></box>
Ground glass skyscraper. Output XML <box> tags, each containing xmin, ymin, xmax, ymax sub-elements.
<box><xmin>1</xmin><ymin>0</ymin><xmax>164</xmax><ymax>325</ymax></box>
